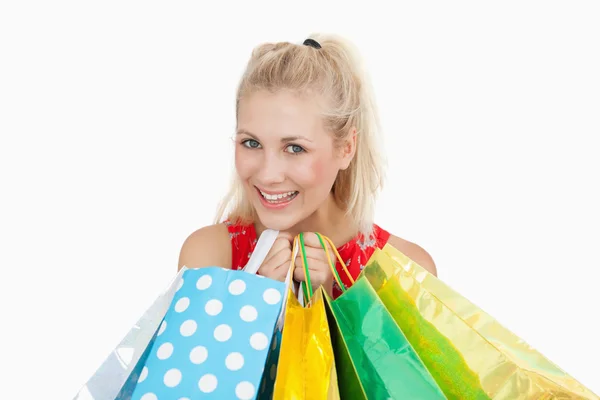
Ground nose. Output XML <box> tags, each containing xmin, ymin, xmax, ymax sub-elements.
<box><xmin>255</xmin><ymin>151</ymin><xmax>285</xmax><ymax>185</ymax></box>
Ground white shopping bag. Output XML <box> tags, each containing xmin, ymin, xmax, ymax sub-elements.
<box><xmin>73</xmin><ymin>268</ymin><xmax>185</xmax><ymax>400</ymax></box>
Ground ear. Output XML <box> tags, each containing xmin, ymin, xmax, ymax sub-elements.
<box><xmin>338</xmin><ymin>127</ymin><xmax>357</xmax><ymax>170</ymax></box>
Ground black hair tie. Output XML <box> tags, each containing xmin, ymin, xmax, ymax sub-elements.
<box><xmin>303</xmin><ymin>38</ymin><xmax>321</xmax><ymax>49</ymax></box>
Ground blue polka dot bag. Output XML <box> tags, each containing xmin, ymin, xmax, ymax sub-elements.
<box><xmin>127</xmin><ymin>266</ymin><xmax>286</xmax><ymax>400</ymax></box>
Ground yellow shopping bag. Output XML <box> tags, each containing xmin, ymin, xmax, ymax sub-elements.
<box><xmin>272</xmin><ymin>233</ymin><xmax>341</xmax><ymax>400</ymax></box>
<box><xmin>361</xmin><ymin>244</ymin><xmax>598</xmax><ymax>399</ymax></box>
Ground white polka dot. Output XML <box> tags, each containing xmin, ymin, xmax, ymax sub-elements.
<box><xmin>270</xmin><ymin>364</ymin><xmax>277</xmax><ymax>379</ymax></box>
<box><xmin>140</xmin><ymin>394</ymin><xmax>157</xmax><ymax>400</ymax></box>
<box><xmin>205</xmin><ymin>299</ymin><xmax>223</xmax><ymax>316</ymax></box>
<box><xmin>190</xmin><ymin>346</ymin><xmax>208</xmax><ymax>364</ymax></box>
<box><xmin>263</xmin><ymin>288</ymin><xmax>282</xmax><ymax>305</ymax></box>
<box><xmin>138</xmin><ymin>366</ymin><xmax>148</xmax><ymax>382</ymax></box>
<box><xmin>196</xmin><ymin>275</ymin><xmax>212</xmax><ymax>290</ymax></box>
<box><xmin>157</xmin><ymin>342</ymin><xmax>173</xmax><ymax>359</ymax></box>
<box><xmin>164</xmin><ymin>368</ymin><xmax>182</xmax><ymax>387</ymax></box>
<box><xmin>198</xmin><ymin>374</ymin><xmax>218</xmax><ymax>393</ymax></box>
<box><xmin>180</xmin><ymin>320</ymin><xmax>197</xmax><ymax>337</ymax></box>
<box><xmin>176</xmin><ymin>278</ymin><xmax>184</xmax><ymax>291</ymax></box>
<box><xmin>236</xmin><ymin>381</ymin><xmax>255</xmax><ymax>400</ymax></box>
<box><xmin>158</xmin><ymin>320</ymin><xmax>167</xmax><ymax>336</ymax></box>
<box><xmin>214</xmin><ymin>324</ymin><xmax>232</xmax><ymax>342</ymax></box>
<box><xmin>225</xmin><ymin>352</ymin><xmax>244</xmax><ymax>371</ymax></box>
<box><xmin>178</xmin><ymin>398</ymin><xmax>191</xmax><ymax>400</ymax></box>
<box><xmin>240</xmin><ymin>305</ymin><xmax>257</xmax><ymax>322</ymax></box>
<box><xmin>250</xmin><ymin>332</ymin><xmax>269</xmax><ymax>350</ymax></box>
<box><xmin>175</xmin><ymin>297</ymin><xmax>190</xmax><ymax>312</ymax></box>
<box><xmin>229</xmin><ymin>279</ymin><xmax>246</xmax><ymax>295</ymax></box>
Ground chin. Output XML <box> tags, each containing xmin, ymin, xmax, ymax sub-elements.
<box><xmin>255</xmin><ymin>211</ymin><xmax>300</xmax><ymax>232</ymax></box>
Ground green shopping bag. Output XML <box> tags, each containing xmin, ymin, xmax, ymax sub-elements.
<box><xmin>316</xmin><ymin>234</ymin><xmax>446</xmax><ymax>400</ymax></box>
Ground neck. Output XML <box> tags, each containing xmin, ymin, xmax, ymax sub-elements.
<box><xmin>254</xmin><ymin>194</ymin><xmax>359</xmax><ymax>248</ymax></box>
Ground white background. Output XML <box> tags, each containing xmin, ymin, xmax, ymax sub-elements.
<box><xmin>1</xmin><ymin>1</ymin><xmax>599</xmax><ymax>398</ymax></box>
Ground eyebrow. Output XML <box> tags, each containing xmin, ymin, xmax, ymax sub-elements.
<box><xmin>236</xmin><ymin>129</ymin><xmax>313</xmax><ymax>143</ymax></box>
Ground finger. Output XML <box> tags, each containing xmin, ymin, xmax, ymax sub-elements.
<box><xmin>299</xmin><ymin>232</ymin><xmax>327</xmax><ymax>249</ymax></box>
<box><xmin>269</xmin><ymin>248</ymin><xmax>294</xmax><ymax>271</ymax></box>
<box><xmin>293</xmin><ymin>267</ymin><xmax>327</xmax><ymax>290</ymax></box>
<box><xmin>277</xmin><ymin>231</ymin><xmax>295</xmax><ymax>241</ymax></box>
<box><xmin>300</xmin><ymin>233</ymin><xmax>338</xmax><ymax>263</ymax></box>
<box><xmin>272</xmin><ymin>263</ymin><xmax>291</xmax><ymax>281</ymax></box>
<box><xmin>294</xmin><ymin>259</ymin><xmax>332</xmax><ymax>285</ymax></box>
<box><xmin>293</xmin><ymin>265</ymin><xmax>306</xmax><ymax>282</ymax></box>
<box><xmin>272</xmin><ymin>237</ymin><xmax>292</xmax><ymax>252</ymax></box>
<box><xmin>263</xmin><ymin>249</ymin><xmax>294</xmax><ymax>282</ymax></box>
<box><xmin>297</xmin><ymin>246</ymin><xmax>336</xmax><ymax>266</ymax></box>
<box><xmin>259</xmin><ymin>250</ymin><xmax>283</xmax><ymax>276</ymax></box>
<box><xmin>260</xmin><ymin>249</ymin><xmax>291</xmax><ymax>275</ymax></box>
<box><xmin>296</xmin><ymin>252</ymin><xmax>336</xmax><ymax>275</ymax></box>
<box><xmin>262</xmin><ymin>261</ymin><xmax>290</xmax><ymax>282</ymax></box>
<box><xmin>264</xmin><ymin>237</ymin><xmax>292</xmax><ymax>263</ymax></box>
<box><xmin>262</xmin><ymin>267</ymin><xmax>289</xmax><ymax>282</ymax></box>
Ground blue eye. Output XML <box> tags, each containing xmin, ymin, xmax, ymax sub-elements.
<box><xmin>285</xmin><ymin>144</ymin><xmax>305</xmax><ymax>154</ymax></box>
<box><xmin>242</xmin><ymin>139</ymin><xmax>261</xmax><ymax>149</ymax></box>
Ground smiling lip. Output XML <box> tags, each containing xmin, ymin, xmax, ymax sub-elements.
<box><xmin>255</xmin><ymin>186</ymin><xmax>298</xmax><ymax>209</ymax></box>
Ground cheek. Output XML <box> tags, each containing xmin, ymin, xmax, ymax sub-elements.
<box><xmin>290</xmin><ymin>156</ymin><xmax>338</xmax><ymax>188</ymax></box>
<box><xmin>234</xmin><ymin>149</ymin><xmax>257</xmax><ymax>179</ymax></box>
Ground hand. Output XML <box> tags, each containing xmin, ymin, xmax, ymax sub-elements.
<box><xmin>293</xmin><ymin>232</ymin><xmax>336</xmax><ymax>296</ymax></box>
<box><xmin>257</xmin><ymin>232</ymin><xmax>293</xmax><ymax>282</ymax></box>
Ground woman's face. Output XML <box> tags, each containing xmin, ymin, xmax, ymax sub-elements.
<box><xmin>235</xmin><ymin>90</ymin><xmax>354</xmax><ymax>232</ymax></box>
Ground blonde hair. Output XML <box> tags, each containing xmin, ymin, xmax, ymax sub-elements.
<box><xmin>215</xmin><ymin>33</ymin><xmax>386</xmax><ymax>237</ymax></box>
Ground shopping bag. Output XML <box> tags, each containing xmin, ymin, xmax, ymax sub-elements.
<box><xmin>272</xmin><ymin>233</ymin><xmax>340</xmax><ymax>399</ymax></box>
<box><xmin>363</xmin><ymin>244</ymin><xmax>599</xmax><ymax>399</ymax></box>
<box><xmin>73</xmin><ymin>268</ymin><xmax>186</xmax><ymax>400</ymax></box>
<box><xmin>317</xmin><ymin>235</ymin><xmax>446</xmax><ymax>399</ymax></box>
<box><xmin>323</xmin><ymin>298</ymin><xmax>367</xmax><ymax>400</ymax></box>
<box><xmin>128</xmin><ymin>265</ymin><xmax>286</xmax><ymax>399</ymax></box>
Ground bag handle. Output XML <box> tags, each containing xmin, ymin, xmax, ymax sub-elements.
<box><xmin>243</xmin><ymin>228</ymin><xmax>280</xmax><ymax>274</ymax></box>
<box><xmin>243</xmin><ymin>228</ymin><xmax>297</xmax><ymax>305</ymax></box>
<box><xmin>317</xmin><ymin>233</ymin><xmax>355</xmax><ymax>287</ymax></box>
<box><xmin>275</xmin><ymin>237</ymin><xmax>301</xmax><ymax>331</ymax></box>
<box><xmin>242</xmin><ymin>228</ymin><xmax>297</xmax><ymax>331</ymax></box>
<box><xmin>295</xmin><ymin>232</ymin><xmax>355</xmax><ymax>306</ymax></box>
<box><xmin>298</xmin><ymin>232</ymin><xmax>314</xmax><ymax>302</ymax></box>
<box><xmin>244</xmin><ymin>229</ymin><xmax>355</xmax><ymax>317</ymax></box>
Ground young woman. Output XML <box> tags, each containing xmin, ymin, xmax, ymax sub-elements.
<box><xmin>178</xmin><ymin>34</ymin><xmax>437</xmax><ymax>299</ymax></box>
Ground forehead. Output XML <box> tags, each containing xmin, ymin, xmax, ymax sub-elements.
<box><xmin>237</xmin><ymin>90</ymin><xmax>326</xmax><ymax>138</ymax></box>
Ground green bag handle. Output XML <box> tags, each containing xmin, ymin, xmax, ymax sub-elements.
<box><xmin>297</xmin><ymin>232</ymin><xmax>353</xmax><ymax>304</ymax></box>
<box><xmin>298</xmin><ymin>232</ymin><xmax>313</xmax><ymax>302</ymax></box>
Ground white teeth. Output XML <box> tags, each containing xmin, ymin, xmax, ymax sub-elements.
<box><xmin>259</xmin><ymin>190</ymin><xmax>297</xmax><ymax>201</ymax></box>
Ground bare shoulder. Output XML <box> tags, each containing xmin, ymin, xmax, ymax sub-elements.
<box><xmin>387</xmin><ymin>234</ymin><xmax>438</xmax><ymax>277</ymax></box>
<box><xmin>177</xmin><ymin>223</ymin><xmax>231</xmax><ymax>271</ymax></box>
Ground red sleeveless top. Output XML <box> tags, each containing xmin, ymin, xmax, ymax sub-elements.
<box><xmin>225</xmin><ymin>221</ymin><xmax>391</xmax><ymax>299</ymax></box>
